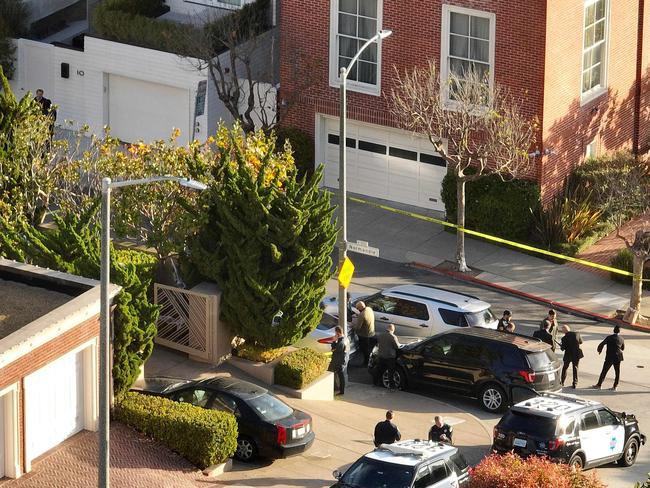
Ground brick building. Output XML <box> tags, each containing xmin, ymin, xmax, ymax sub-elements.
<box><xmin>279</xmin><ymin>0</ymin><xmax>649</xmax><ymax>209</ymax></box>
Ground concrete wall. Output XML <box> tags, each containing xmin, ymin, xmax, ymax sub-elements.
<box><xmin>25</xmin><ymin>0</ymin><xmax>80</xmax><ymax>23</ymax></box>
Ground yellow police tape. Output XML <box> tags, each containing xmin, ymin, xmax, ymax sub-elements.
<box><xmin>349</xmin><ymin>196</ymin><xmax>650</xmax><ymax>282</ymax></box>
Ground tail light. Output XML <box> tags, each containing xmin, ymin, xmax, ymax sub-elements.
<box><xmin>318</xmin><ymin>337</ymin><xmax>335</xmax><ymax>344</ymax></box>
<box><xmin>276</xmin><ymin>424</ymin><xmax>287</xmax><ymax>445</ymax></box>
<box><xmin>548</xmin><ymin>437</ymin><xmax>565</xmax><ymax>451</ymax></box>
<box><xmin>518</xmin><ymin>370</ymin><xmax>536</xmax><ymax>383</ymax></box>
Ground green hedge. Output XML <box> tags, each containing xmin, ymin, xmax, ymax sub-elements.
<box><xmin>610</xmin><ymin>248</ymin><xmax>650</xmax><ymax>290</ymax></box>
<box><xmin>115</xmin><ymin>391</ymin><xmax>238</xmax><ymax>468</ymax></box>
<box><xmin>274</xmin><ymin>348</ymin><xmax>329</xmax><ymax>389</ymax></box>
<box><xmin>441</xmin><ymin>172</ymin><xmax>540</xmax><ymax>241</ymax></box>
<box><xmin>236</xmin><ymin>343</ymin><xmax>288</xmax><ymax>363</ymax></box>
<box><xmin>114</xmin><ymin>248</ymin><xmax>157</xmax><ymax>286</ymax></box>
<box><xmin>273</xmin><ymin>126</ymin><xmax>314</xmax><ymax>179</ymax></box>
<box><xmin>101</xmin><ymin>0</ymin><xmax>168</xmax><ymax>17</ymax></box>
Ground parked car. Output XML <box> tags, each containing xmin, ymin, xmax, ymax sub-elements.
<box><xmin>493</xmin><ymin>392</ymin><xmax>646</xmax><ymax>469</ymax></box>
<box><xmin>321</xmin><ymin>284</ymin><xmax>498</xmax><ymax>338</ymax></box>
<box><xmin>294</xmin><ymin>312</ymin><xmax>359</xmax><ymax>355</ymax></box>
<box><xmin>331</xmin><ymin>439</ymin><xmax>469</xmax><ymax>488</ymax></box>
<box><xmin>133</xmin><ymin>376</ymin><xmax>315</xmax><ymax>462</ymax></box>
<box><xmin>368</xmin><ymin>328</ymin><xmax>562</xmax><ymax>412</ymax></box>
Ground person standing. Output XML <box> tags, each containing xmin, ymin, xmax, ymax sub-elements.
<box><xmin>497</xmin><ymin>310</ymin><xmax>514</xmax><ymax>332</ymax></box>
<box><xmin>541</xmin><ymin>309</ymin><xmax>559</xmax><ymax>351</ymax></box>
<box><xmin>375</xmin><ymin>323</ymin><xmax>401</xmax><ymax>390</ymax></box>
<box><xmin>560</xmin><ymin>324</ymin><xmax>583</xmax><ymax>388</ymax></box>
<box><xmin>592</xmin><ymin>326</ymin><xmax>625</xmax><ymax>391</ymax></box>
<box><xmin>353</xmin><ymin>301</ymin><xmax>375</xmax><ymax>366</ymax></box>
<box><xmin>428</xmin><ymin>416</ymin><xmax>453</xmax><ymax>444</ymax></box>
<box><xmin>328</xmin><ymin>326</ymin><xmax>349</xmax><ymax>395</ymax></box>
<box><xmin>533</xmin><ymin>321</ymin><xmax>554</xmax><ymax>346</ymax></box>
<box><xmin>374</xmin><ymin>410</ymin><xmax>401</xmax><ymax>447</ymax></box>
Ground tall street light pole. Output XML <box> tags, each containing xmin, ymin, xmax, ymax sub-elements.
<box><xmin>338</xmin><ymin>29</ymin><xmax>392</xmax><ymax>339</ymax></box>
<box><xmin>99</xmin><ymin>175</ymin><xmax>207</xmax><ymax>488</ymax></box>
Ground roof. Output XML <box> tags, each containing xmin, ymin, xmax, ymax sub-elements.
<box><xmin>365</xmin><ymin>440</ymin><xmax>457</xmax><ymax>466</ymax></box>
<box><xmin>512</xmin><ymin>393</ymin><xmax>600</xmax><ymax>418</ymax></box>
<box><xmin>386</xmin><ymin>284</ymin><xmax>490</xmax><ymax>312</ymax></box>
<box><xmin>198</xmin><ymin>377</ymin><xmax>268</xmax><ymax>400</ymax></box>
<box><xmin>444</xmin><ymin>328</ymin><xmax>552</xmax><ymax>352</ymax></box>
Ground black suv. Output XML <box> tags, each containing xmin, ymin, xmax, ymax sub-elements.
<box><xmin>368</xmin><ymin>328</ymin><xmax>562</xmax><ymax>412</ymax></box>
<box><xmin>493</xmin><ymin>392</ymin><xmax>646</xmax><ymax>469</ymax></box>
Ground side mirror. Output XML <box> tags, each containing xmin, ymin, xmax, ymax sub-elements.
<box><xmin>333</xmin><ymin>469</ymin><xmax>342</xmax><ymax>480</ymax></box>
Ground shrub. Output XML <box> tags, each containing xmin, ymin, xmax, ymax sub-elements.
<box><xmin>115</xmin><ymin>391</ymin><xmax>238</xmax><ymax>468</ymax></box>
<box><xmin>635</xmin><ymin>473</ymin><xmax>650</xmax><ymax>488</ymax></box>
<box><xmin>236</xmin><ymin>343</ymin><xmax>288</xmax><ymax>363</ymax></box>
<box><xmin>274</xmin><ymin>348</ymin><xmax>329</xmax><ymax>389</ymax></box>
<box><xmin>273</xmin><ymin>126</ymin><xmax>315</xmax><ymax>179</ymax></box>
<box><xmin>101</xmin><ymin>0</ymin><xmax>168</xmax><ymax>17</ymax></box>
<box><xmin>114</xmin><ymin>248</ymin><xmax>157</xmax><ymax>287</ymax></box>
<box><xmin>441</xmin><ymin>172</ymin><xmax>540</xmax><ymax>242</ymax></box>
<box><xmin>468</xmin><ymin>453</ymin><xmax>605</xmax><ymax>488</ymax></box>
<box><xmin>610</xmin><ymin>248</ymin><xmax>650</xmax><ymax>290</ymax></box>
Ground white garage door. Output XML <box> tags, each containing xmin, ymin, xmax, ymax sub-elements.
<box><xmin>319</xmin><ymin>116</ymin><xmax>447</xmax><ymax>211</ymax></box>
<box><xmin>24</xmin><ymin>350</ymin><xmax>84</xmax><ymax>462</ymax></box>
<box><xmin>0</xmin><ymin>395</ymin><xmax>4</xmax><ymax>478</ymax></box>
<box><xmin>108</xmin><ymin>74</ymin><xmax>191</xmax><ymax>145</ymax></box>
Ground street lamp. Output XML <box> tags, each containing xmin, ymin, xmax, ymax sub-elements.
<box><xmin>99</xmin><ymin>175</ymin><xmax>207</xmax><ymax>488</ymax></box>
<box><xmin>338</xmin><ymin>29</ymin><xmax>392</xmax><ymax>339</ymax></box>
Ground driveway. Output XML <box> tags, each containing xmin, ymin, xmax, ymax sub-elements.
<box><xmin>1</xmin><ymin>422</ymin><xmax>222</xmax><ymax>488</ymax></box>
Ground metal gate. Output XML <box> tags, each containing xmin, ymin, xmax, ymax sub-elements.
<box><xmin>154</xmin><ymin>284</ymin><xmax>217</xmax><ymax>360</ymax></box>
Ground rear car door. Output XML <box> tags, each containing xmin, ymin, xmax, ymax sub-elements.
<box><xmin>416</xmin><ymin>335</ymin><xmax>458</xmax><ymax>387</ymax></box>
<box><xmin>391</xmin><ymin>297</ymin><xmax>431</xmax><ymax>337</ymax></box>
<box><xmin>443</xmin><ymin>338</ymin><xmax>491</xmax><ymax>392</ymax></box>
<box><xmin>579</xmin><ymin>410</ymin><xmax>602</xmax><ymax>464</ymax></box>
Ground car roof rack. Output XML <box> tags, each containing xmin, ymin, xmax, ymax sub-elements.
<box><xmin>376</xmin><ymin>440</ymin><xmax>449</xmax><ymax>457</ymax></box>
<box><xmin>412</xmin><ymin>283</ymin><xmax>481</xmax><ymax>301</ymax></box>
<box><xmin>538</xmin><ymin>391</ymin><xmax>597</xmax><ymax>406</ymax></box>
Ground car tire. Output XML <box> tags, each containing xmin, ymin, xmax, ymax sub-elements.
<box><xmin>381</xmin><ymin>367</ymin><xmax>407</xmax><ymax>390</ymax></box>
<box><xmin>479</xmin><ymin>383</ymin><xmax>507</xmax><ymax>413</ymax></box>
<box><xmin>618</xmin><ymin>437</ymin><xmax>639</xmax><ymax>467</ymax></box>
<box><xmin>569</xmin><ymin>453</ymin><xmax>584</xmax><ymax>470</ymax></box>
<box><xmin>235</xmin><ymin>436</ymin><xmax>258</xmax><ymax>462</ymax></box>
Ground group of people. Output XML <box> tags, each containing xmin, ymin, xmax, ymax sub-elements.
<box><xmin>497</xmin><ymin>308</ymin><xmax>626</xmax><ymax>391</ymax></box>
<box><xmin>373</xmin><ymin>411</ymin><xmax>453</xmax><ymax>447</ymax></box>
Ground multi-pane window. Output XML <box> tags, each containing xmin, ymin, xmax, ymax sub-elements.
<box><xmin>336</xmin><ymin>0</ymin><xmax>379</xmax><ymax>85</ymax></box>
<box><xmin>441</xmin><ymin>5</ymin><xmax>495</xmax><ymax>101</ymax></box>
<box><xmin>582</xmin><ymin>0</ymin><xmax>608</xmax><ymax>95</ymax></box>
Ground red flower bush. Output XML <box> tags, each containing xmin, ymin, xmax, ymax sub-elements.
<box><xmin>469</xmin><ymin>453</ymin><xmax>605</xmax><ymax>488</ymax></box>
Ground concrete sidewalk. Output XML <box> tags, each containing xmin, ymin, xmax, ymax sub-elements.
<box><xmin>341</xmin><ymin>192</ymin><xmax>650</xmax><ymax>322</ymax></box>
<box><xmin>143</xmin><ymin>347</ymin><xmax>493</xmax><ymax>488</ymax></box>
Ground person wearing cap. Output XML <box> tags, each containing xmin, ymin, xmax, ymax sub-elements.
<box><xmin>374</xmin><ymin>410</ymin><xmax>401</xmax><ymax>447</ymax></box>
<box><xmin>592</xmin><ymin>325</ymin><xmax>625</xmax><ymax>391</ymax></box>
<box><xmin>428</xmin><ymin>416</ymin><xmax>453</xmax><ymax>444</ymax></box>
<box><xmin>497</xmin><ymin>310</ymin><xmax>515</xmax><ymax>332</ymax></box>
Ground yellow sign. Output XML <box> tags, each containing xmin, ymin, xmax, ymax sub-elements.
<box><xmin>338</xmin><ymin>257</ymin><xmax>355</xmax><ymax>288</ymax></box>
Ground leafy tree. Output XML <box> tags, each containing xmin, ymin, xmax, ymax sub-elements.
<box><xmin>0</xmin><ymin>202</ymin><xmax>159</xmax><ymax>398</ymax></box>
<box><xmin>0</xmin><ymin>0</ymin><xmax>29</xmax><ymax>79</ymax></box>
<box><xmin>392</xmin><ymin>63</ymin><xmax>537</xmax><ymax>272</ymax></box>
<box><xmin>187</xmin><ymin>126</ymin><xmax>337</xmax><ymax>348</ymax></box>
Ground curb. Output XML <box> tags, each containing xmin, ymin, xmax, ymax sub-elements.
<box><xmin>411</xmin><ymin>262</ymin><xmax>650</xmax><ymax>333</ymax></box>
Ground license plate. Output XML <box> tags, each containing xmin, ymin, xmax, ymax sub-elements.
<box><xmin>295</xmin><ymin>426</ymin><xmax>306</xmax><ymax>437</ymax></box>
<box><xmin>548</xmin><ymin>371</ymin><xmax>556</xmax><ymax>382</ymax></box>
<box><xmin>513</xmin><ymin>438</ymin><xmax>527</xmax><ymax>448</ymax></box>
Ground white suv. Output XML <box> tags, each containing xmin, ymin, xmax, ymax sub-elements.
<box><xmin>322</xmin><ymin>284</ymin><xmax>498</xmax><ymax>338</ymax></box>
<box><xmin>332</xmin><ymin>439</ymin><xmax>469</xmax><ymax>488</ymax></box>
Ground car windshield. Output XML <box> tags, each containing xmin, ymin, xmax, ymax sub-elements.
<box><xmin>316</xmin><ymin>313</ymin><xmax>338</xmax><ymax>330</ymax></box>
<box><xmin>465</xmin><ymin>308</ymin><xmax>497</xmax><ymax>327</ymax></box>
<box><xmin>526</xmin><ymin>350</ymin><xmax>555</xmax><ymax>370</ymax></box>
<box><xmin>341</xmin><ymin>457</ymin><xmax>414</xmax><ymax>488</ymax></box>
<box><xmin>247</xmin><ymin>393</ymin><xmax>294</xmax><ymax>422</ymax></box>
<box><xmin>499</xmin><ymin>410</ymin><xmax>558</xmax><ymax>437</ymax></box>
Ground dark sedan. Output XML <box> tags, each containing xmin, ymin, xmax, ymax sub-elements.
<box><xmin>134</xmin><ymin>376</ymin><xmax>315</xmax><ymax>461</ymax></box>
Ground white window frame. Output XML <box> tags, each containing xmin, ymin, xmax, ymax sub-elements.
<box><xmin>580</xmin><ymin>0</ymin><xmax>609</xmax><ymax>105</ymax></box>
<box><xmin>329</xmin><ymin>0</ymin><xmax>384</xmax><ymax>96</ymax></box>
<box><xmin>440</xmin><ymin>4</ymin><xmax>496</xmax><ymax>106</ymax></box>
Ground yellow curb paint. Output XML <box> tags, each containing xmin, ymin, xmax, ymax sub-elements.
<box><xmin>349</xmin><ymin>196</ymin><xmax>649</xmax><ymax>282</ymax></box>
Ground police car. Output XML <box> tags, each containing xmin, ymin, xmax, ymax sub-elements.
<box><xmin>492</xmin><ymin>392</ymin><xmax>646</xmax><ymax>469</ymax></box>
<box><xmin>331</xmin><ymin>439</ymin><xmax>469</xmax><ymax>488</ymax></box>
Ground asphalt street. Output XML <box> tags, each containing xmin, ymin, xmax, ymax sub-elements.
<box><xmin>328</xmin><ymin>253</ymin><xmax>650</xmax><ymax>488</ymax></box>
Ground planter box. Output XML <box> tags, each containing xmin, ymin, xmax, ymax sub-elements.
<box><xmin>274</xmin><ymin>371</ymin><xmax>334</xmax><ymax>401</ymax></box>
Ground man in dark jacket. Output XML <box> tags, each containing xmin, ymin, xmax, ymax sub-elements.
<box><xmin>428</xmin><ymin>416</ymin><xmax>453</xmax><ymax>444</ymax></box>
<box><xmin>374</xmin><ymin>410</ymin><xmax>401</xmax><ymax>447</ymax></box>
<box><xmin>533</xmin><ymin>321</ymin><xmax>554</xmax><ymax>346</ymax></box>
<box><xmin>497</xmin><ymin>310</ymin><xmax>515</xmax><ymax>332</ymax></box>
<box><xmin>560</xmin><ymin>324</ymin><xmax>583</xmax><ymax>388</ymax></box>
<box><xmin>592</xmin><ymin>325</ymin><xmax>625</xmax><ymax>391</ymax></box>
<box><xmin>540</xmin><ymin>309</ymin><xmax>559</xmax><ymax>351</ymax></box>
<box><xmin>328</xmin><ymin>326</ymin><xmax>349</xmax><ymax>395</ymax></box>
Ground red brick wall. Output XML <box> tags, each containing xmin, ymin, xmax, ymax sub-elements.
<box><xmin>0</xmin><ymin>315</ymin><xmax>100</xmax><ymax>474</ymax></box>
<box><xmin>280</xmin><ymin>0</ymin><xmax>547</xmax><ymax>174</ymax></box>
<box><xmin>639</xmin><ymin>0</ymin><xmax>650</xmax><ymax>154</ymax></box>
<box><xmin>541</xmin><ymin>0</ymin><xmax>643</xmax><ymax>201</ymax></box>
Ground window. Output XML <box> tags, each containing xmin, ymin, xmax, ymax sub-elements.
<box><xmin>364</xmin><ymin>293</ymin><xmax>399</xmax><ymax>314</ymax></box>
<box><xmin>428</xmin><ymin>461</ymin><xmax>450</xmax><ymax>484</ymax></box>
<box><xmin>597</xmin><ymin>408</ymin><xmax>619</xmax><ymax>427</ymax></box>
<box><xmin>420</xmin><ymin>153</ymin><xmax>447</xmax><ymax>167</ymax></box>
<box><xmin>212</xmin><ymin>393</ymin><xmax>240</xmax><ymax>416</ymax></box>
<box><xmin>247</xmin><ymin>393</ymin><xmax>293</xmax><ymax>422</ymax></box>
<box><xmin>328</xmin><ymin>133</ymin><xmax>357</xmax><ymax>148</ymax></box>
<box><xmin>581</xmin><ymin>0</ymin><xmax>608</xmax><ymax>99</ymax></box>
<box><xmin>499</xmin><ymin>411</ymin><xmax>558</xmax><ymax>437</ymax></box>
<box><xmin>581</xmin><ymin>411</ymin><xmax>600</xmax><ymax>431</ymax></box>
<box><xmin>464</xmin><ymin>308</ymin><xmax>497</xmax><ymax>327</ymax></box>
<box><xmin>439</xmin><ymin>308</ymin><xmax>467</xmax><ymax>327</ymax></box>
<box><xmin>441</xmin><ymin>5</ymin><xmax>495</xmax><ymax>101</ymax></box>
<box><xmin>393</xmin><ymin>298</ymin><xmax>429</xmax><ymax>320</ymax></box>
<box><xmin>422</xmin><ymin>336</ymin><xmax>455</xmax><ymax>357</ymax></box>
<box><xmin>174</xmin><ymin>388</ymin><xmax>212</xmax><ymax>408</ymax></box>
<box><xmin>330</xmin><ymin>0</ymin><xmax>383</xmax><ymax>94</ymax></box>
<box><xmin>413</xmin><ymin>466</ymin><xmax>433</xmax><ymax>488</ymax></box>
<box><xmin>585</xmin><ymin>139</ymin><xmax>597</xmax><ymax>159</ymax></box>
<box><xmin>389</xmin><ymin>147</ymin><xmax>418</xmax><ymax>161</ymax></box>
<box><xmin>340</xmin><ymin>458</ymin><xmax>414</xmax><ymax>488</ymax></box>
<box><xmin>358</xmin><ymin>139</ymin><xmax>387</xmax><ymax>154</ymax></box>
<box><xmin>449</xmin><ymin>451</ymin><xmax>469</xmax><ymax>475</ymax></box>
